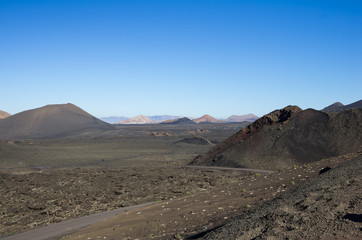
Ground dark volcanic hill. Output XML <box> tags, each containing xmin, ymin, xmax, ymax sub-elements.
<box><xmin>190</xmin><ymin>106</ymin><xmax>362</xmax><ymax>170</ymax></box>
<box><xmin>322</xmin><ymin>99</ymin><xmax>362</xmax><ymax>112</ymax></box>
<box><xmin>161</xmin><ymin>117</ymin><xmax>195</xmax><ymax>124</ymax></box>
<box><xmin>0</xmin><ymin>110</ymin><xmax>11</xmax><ymax>119</ymax></box>
<box><xmin>0</xmin><ymin>104</ymin><xmax>114</xmax><ymax>139</ymax></box>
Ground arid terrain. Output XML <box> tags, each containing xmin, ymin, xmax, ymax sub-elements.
<box><xmin>0</xmin><ymin>119</ymin><xmax>249</xmax><ymax>238</ymax></box>
<box><xmin>0</xmin><ymin>102</ymin><xmax>361</xmax><ymax>240</ymax></box>
<box><xmin>60</xmin><ymin>153</ymin><xmax>361</xmax><ymax>240</ymax></box>
<box><xmin>0</xmin><ymin>166</ymin><xmax>251</xmax><ymax>237</ymax></box>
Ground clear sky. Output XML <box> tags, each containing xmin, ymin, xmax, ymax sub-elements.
<box><xmin>1</xmin><ymin>0</ymin><xmax>361</xmax><ymax>118</ymax></box>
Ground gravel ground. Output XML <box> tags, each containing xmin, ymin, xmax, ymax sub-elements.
<box><xmin>200</xmin><ymin>153</ymin><xmax>362</xmax><ymax>240</ymax></box>
<box><xmin>0</xmin><ymin>167</ymin><xmax>249</xmax><ymax>237</ymax></box>
<box><xmin>1</xmin><ymin>153</ymin><xmax>360</xmax><ymax>240</ymax></box>
<box><xmin>60</xmin><ymin>153</ymin><xmax>358</xmax><ymax>240</ymax></box>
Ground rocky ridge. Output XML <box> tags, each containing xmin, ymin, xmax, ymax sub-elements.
<box><xmin>191</xmin><ymin>106</ymin><xmax>362</xmax><ymax>170</ymax></box>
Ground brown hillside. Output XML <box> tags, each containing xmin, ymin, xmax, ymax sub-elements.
<box><xmin>190</xmin><ymin>106</ymin><xmax>362</xmax><ymax>170</ymax></box>
<box><xmin>194</xmin><ymin>114</ymin><xmax>225</xmax><ymax>124</ymax></box>
<box><xmin>0</xmin><ymin>104</ymin><xmax>114</xmax><ymax>139</ymax></box>
<box><xmin>0</xmin><ymin>110</ymin><xmax>11</xmax><ymax>119</ymax></box>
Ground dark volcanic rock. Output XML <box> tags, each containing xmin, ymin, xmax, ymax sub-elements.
<box><xmin>199</xmin><ymin>154</ymin><xmax>362</xmax><ymax>240</ymax></box>
<box><xmin>190</xmin><ymin>106</ymin><xmax>362</xmax><ymax>170</ymax></box>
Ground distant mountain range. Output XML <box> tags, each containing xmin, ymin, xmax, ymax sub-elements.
<box><xmin>148</xmin><ymin>115</ymin><xmax>181</xmax><ymax>122</ymax></box>
<box><xmin>100</xmin><ymin>115</ymin><xmax>181</xmax><ymax>124</ymax></box>
<box><xmin>117</xmin><ymin>115</ymin><xmax>157</xmax><ymax>124</ymax></box>
<box><xmin>2</xmin><ymin>99</ymin><xmax>359</xmax><ymax>140</ymax></box>
<box><xmin>103</xmin><ymin>114</ymin><xmax>259</xmax><ymax>124</ymax></box>
<box><xmin>100</xmin><ymin>116</ymin><xmax>129</xmax><ymax>124</ymax></box>
<box><xmin>225</xmin><ymin>114</ymin><xmax>259</xmax><ymax>122</ymax></box>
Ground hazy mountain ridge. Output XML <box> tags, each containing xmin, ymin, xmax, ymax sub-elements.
<box><xmin>100</xmin><ymin>116</ymin><xmax>129</xmax><ymax>124</ymax></box>
<box><xmin>117</xmin><ymin>115</ymin><xmax>157</xmax><ymax>124</ymax></box>
<box><xmin>111</xmin><ymin>114</ymin><xmax>258</xmax><ymax>124</ymax></box>
<box><xmin>148</xmin><ymin>115</ymin><xmax>181</xmax><ymax>122</ymax></box>
<box><xmin>226</xmin><ymin>114</ymin><xmax>259</xmax><ymax>122</ymax></box>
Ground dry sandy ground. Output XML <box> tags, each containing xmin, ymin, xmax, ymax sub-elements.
<box><xmin>60</xmin><ymin>153</ymin><xmax>361</xmax><ymax>240</ymax></box>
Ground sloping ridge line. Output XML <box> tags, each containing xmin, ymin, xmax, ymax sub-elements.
<box><xmin>190</xmin><ymin>105</ymin><xmax>302</xmax><ymax>165</ymax></box>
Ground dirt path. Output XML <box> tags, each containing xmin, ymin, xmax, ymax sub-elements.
<box><xmin>0</xmin><ymin>202</ymin><xmax>156</xmax><ymax>240</ymax></box>
<box><xmin>185</xmin><ymin>165</ymin><xmax>274</xmax><ymax>173</ymax></box>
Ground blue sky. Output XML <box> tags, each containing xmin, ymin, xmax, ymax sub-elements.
<box><xmin>1</xmin><ymin>0</ymin><xmax>361</xmax><ymax>118</ymax></box>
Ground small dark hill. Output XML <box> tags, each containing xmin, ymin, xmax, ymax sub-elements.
<box><xmin>161</xmin><ymin>117</ymin><xmax>195</xmax><ymax>124</ymax></box>
<box><xmin>0</xmin><ymin>110</ymin><xmax>11</xmax><ymax>119</ymax></box>
<box><xmin>175</xmin><ymin>137</ymin><xmax>214</xmax><ymax>145</ymax></box>
<box><xmin>190</xmin><ymin>106</ymin><xmax>362</xmax><ymax>170</ymax></box>
<box><xmin>321</xmin><ymin>102</ymin><xmax>344</xmax><ymax>112</ymax></box>
<box><xmin>322</xmin><ymin>99</ymin><xmax>362</xmax><ymax>112</ymax></box>
<box><xmin>0</xmin><ymin>104</ymin><xmax>114</xmax><ymax>139</ymax></box>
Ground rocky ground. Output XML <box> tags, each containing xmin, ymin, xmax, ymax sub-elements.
<box><xmin>0</xmin><ymin>166</ymin><xmax>249</xmax><ymax>237</ymax></box>
<box><xmin>200</xmin><ymin>153</ymin><xmax>362</xmax><ymax>240</ymax></box>
<box><xmin>1</xmin><ymin>153</ymin><xmax>360</xmax><ymax>239</ymax></box>
<box><xmin>60</xmin><ymin>153</ymin><xmax>361</xmax><ymax>240</ymax></box>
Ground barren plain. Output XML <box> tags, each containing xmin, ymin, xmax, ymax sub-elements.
<box><xmin>0</xmin><ymin>123</ymin><xmax>248</xmax><ymax>238</ymax></box>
